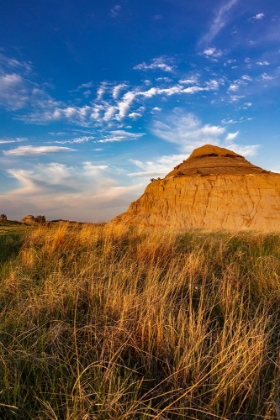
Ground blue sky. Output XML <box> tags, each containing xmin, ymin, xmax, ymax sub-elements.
<box><xmin>0</xmin><ymin>0</ymin><xmax>279</xmax><ymax>222</ymax></box>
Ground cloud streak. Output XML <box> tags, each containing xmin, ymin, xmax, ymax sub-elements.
<box><xmin>200</xmin><ymin>0</ymin><xmax>240</xmax><ymax>45</ymax></box>
<box><xmin>134</xmin><ymin>57</ymin><xmax>174</xmax><ymax>72</ymax></box>
<box><xmin>3</xmin><ymin>145</ymin><xmax>76</xmax><ymax>156</ymax></box>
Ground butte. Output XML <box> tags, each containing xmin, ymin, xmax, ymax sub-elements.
<box><xmin>109</xmin><ymin>144</ymin><xmax>280</xmax><ymax>231</ymax></box>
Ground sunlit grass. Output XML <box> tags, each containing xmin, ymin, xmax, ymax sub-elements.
<box><xmin>0</xmin><ymin>223</ymin><xmax>280</xmax><ymax>419</ymax></box>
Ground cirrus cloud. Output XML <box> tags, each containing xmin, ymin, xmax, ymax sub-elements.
<box><xmin>3</xmin><ymin>145</ymin><xmax>76</xmax><ymax>156</ymax></box>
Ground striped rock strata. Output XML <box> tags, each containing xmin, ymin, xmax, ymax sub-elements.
<box><xmin>110</xmin><ymin>144</ymin><xmax>280</xmax><ymax>231</ymax></box>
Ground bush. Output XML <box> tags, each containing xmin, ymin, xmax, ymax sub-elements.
<box><xmin>0</xmin><ymin>214</ymin><xmax>7</xmax><ymax>223</ymax></box>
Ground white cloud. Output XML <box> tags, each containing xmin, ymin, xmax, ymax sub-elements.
<box><xmin>96</xmin><ymin>130</ymin><xmax>144</xmax><ymax>143</ymax></box>
<box><xmin>96</xmin><ymin>83</ymin><xmax>107</xmax><ymax>100</ymax></box>
<box><xmin>202</xmin><ymin>47</ymin><xmax>223</xmax><ymax>58</ymax></box>
<box><xmin>49</xmin><ymin>136</ymin><xmax>94</xmax><ymax>144</ymax></box>
<box><xmin>242</xmin><ymin>75</ymin><xmax>253</xmax><ymax>81</ymax></box>
<box><xmin>0</xmin><ymin>138</ymin><xmax>25</xmax><ymax>144</ymax></box>
<box><xmin>129</xmin><ymin>154</ymin><xmax>186</xmax><ymax>177</ymax></box>
<box><xmin>251</xmin><ymin>13</ymin><xmax>265</xmax><ymax>20</ymax></box>
<box><xmin>0</xmin><ymin>52</ymin><xmax>32</xmax><ymax>74</ymax></box>
<box><xmin>257</xmin><ymin>61</ymin><xmax>270</xmax><ymax>66</ymax></box>
<box><xmin>182</xmin><ymin>86</ymin><xmax>205</xmax><ymax>94</ymax></box>
<box><xmin>156</xmin><ymin>77</ymin><xmax>172</xmax><ymax>82</ymax></box>
<box><xmin>225</xmin><ymin>131</ymin><xmax>239</xmax><ymax>142</ymax></box>
<box><xmin>2</xmin><ymin>161</ymin><xmax>143</xmax><ymax>222</ymax></box>
<box><xmin>228</xmin><ymin>83</ymin><xmax>239</xmax><ymax>91</ymax></box>
<box><xmin>222</xmin><ymin>117</ymin><xmax>254</xmax><ymax>124</ymax></box>
<box><xmin>0</xmin><ymin>52</ymin><xmax>225</xmax><ymax>127</ymax></box>
<box><xmin>152</xmin><ymin>111</ymin><xmax>226</xmax><ymax>153</ymax></box>
<box><xmin>228</xmin><ymin>95</ymin><xmax>244</xmax><ymax>102</ymax></box>
<box><xmin>103</xmin><ymin>105</ymin><xmax>117</xmax><ymax>122</ymax></box>
<box><xmin>200</xmin><ymin>0</ymin><xmax>240</xmax><ymax>45</ymax></box>
<box><xmin>206</xmin><ymin>79</ymin><xmax>220</xmax><ymax>90</ymax></box>
<box><xmin>77</xmin><ymin>81</ymin><xmax>93</xmax><ymax>89</ymax></box>
<box><xmin>179</xmin><ymin>75</ymin><xmax>199</xmax><ymax>84</ymax></box>
<box><xmin>112</xmin><ymin>83</ymin><xmax>127</xmax><ymax>99</ymax></box>
<box><xmin>227</xmin><ymin>144</ymin><xmax>259</xmax><ymax>157</ymax></box>
<box><xmin>128</xmin><ymin>112</ymin><xmax>142</xmax><ymax>120</ymax></box>
<box><xmin>0</xmin><ymin>73</ymin><xmax>28</xmax><ymax>110</ymax></box>
<box><xmin>152</xmin><ymin>110</ymin><xmax>258</xmax><ymax>158</ymax></box>
<box><xmin>3</xmin><ymin>145</ymin><xmax>76</xmax><ymax>156</ymax></box>
<box><xmin>134</xmin><ymin>57</ymin><xmax>174</xmax><ymax>72</ymax></box>
<box><xmin>261</xmin><ymin>73</ymin><xmax>274</xmax><ymax>80</ymax></box>
<box><xmin>224</xmin><ymin>59</ymin><xmax>236</xmax><ymax>66</ymax></box>
<box><xmin>116</xmin><ymin>91</ymin><xmax>137</xmax><ymax>120</ymax></box>
<box><xmin>243</xmin><ymin>102</ymin><xmax>252</xmax><ymax>108</ymax></box>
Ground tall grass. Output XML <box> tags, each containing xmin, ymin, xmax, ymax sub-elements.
<box><xmin>0</xmin><ymin>223</ymin><xmax>280</xmax><ymax>419</ymax></box>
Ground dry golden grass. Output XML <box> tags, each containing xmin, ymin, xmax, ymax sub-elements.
<box><xmin>0</xmin><ymin>223</ymin><xmax>280</xmax><ymax>419</ymax></box>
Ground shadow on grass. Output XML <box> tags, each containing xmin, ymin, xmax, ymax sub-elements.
<box><xmin>0</xmin><ymin>234</ymin><xmax>25</xmax><ymax>264</ymax></box>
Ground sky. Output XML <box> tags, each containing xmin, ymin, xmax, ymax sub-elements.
<box><xmin>0</xmin><ymin>0</ymin><xmax>280</xmax><ymax>222</ymax></box>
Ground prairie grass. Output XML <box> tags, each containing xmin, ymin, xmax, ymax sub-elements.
<box><xmin>0</xmin><ymin>223</ymin><xmax>280</xmax><ymax>419</ymax></box>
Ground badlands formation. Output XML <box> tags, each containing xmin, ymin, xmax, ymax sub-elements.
<box><xmin>110</xmin><ymin>144</ymin><xmax>280</xmax><ymax>231</ymax></box>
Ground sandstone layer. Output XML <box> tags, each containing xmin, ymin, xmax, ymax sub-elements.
<box><xmin>110</xmin><ymin>145</ymin><xmax>280</xmax><ymax>231</ymax></box>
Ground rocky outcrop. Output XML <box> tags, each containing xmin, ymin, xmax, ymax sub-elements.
<box><xmin>110</xmin><ymin>144</ymin><xmax>280</xmax><ymax>231</ymax></box>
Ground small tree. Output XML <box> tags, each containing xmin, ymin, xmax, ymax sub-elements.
<box><xmin>0</xmin><ymin>214</ymin><xmax>7</xmax><ymax>223</ymax></box>
<box><xmin>35</xmin><ymin>215</ymin><xmax>46</xmax><ymax>224</ymax></box>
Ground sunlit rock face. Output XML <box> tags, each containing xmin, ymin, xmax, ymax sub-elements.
<box><xmin>110</xmin><ymin>144</ymin><xmax>280</xmax><ymax>231</ymax></box>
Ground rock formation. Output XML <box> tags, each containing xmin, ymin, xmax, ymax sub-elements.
<box><xmin>110</xmin><ymin>144</ymin><xmax>280</xmax><ymax>231</ymax></box>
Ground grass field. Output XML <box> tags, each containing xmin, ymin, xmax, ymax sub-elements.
<box><xmin>0</xmin><ymin>223</ymin><xmax>280</xmax><ymax>419</ymax></box>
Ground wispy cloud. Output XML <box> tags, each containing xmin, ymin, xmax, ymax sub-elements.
<box><xmin>152</xmin><ymin>111</ymin><xmax>226</xmax><ymax>153</ymax></box>
<box><xmin>200</xmin><ymin>0</ymin><xmax>240</xmax><ymax>45</ymax></box>
<box><xmin>0</xmin><ymin>138</ymin><xmax>25</xmax><ymax>144</ymax></box>
<box><xmin>48</xmin><ymin>136</ymin><xmax>94</xmax><ymax>144</ymax></box>
<box><xmin>28</xmin><ymin>76</ymin><xmax>222</xmax><ymax>126</ymax></box>
<box><xmin>0</xmin><ymin>52</ymin><xmax>32</xmax><ymax>74</ymax></box>
<box><xmin>242</xmin><ymin>75</ymin><xmax>253</xmax><ymax>81</ymax></box>
<box><xmin>77</xmin><ymin>81</ymin><xmax>93</xmax><ymax>89</ymax></box>
<box><xmin>3</xmin><ymin>145</ymin><xmax>76</xmax><ymax>156</ymax></box>
<box><xmin>110</xmin><ymin>5</ymin><xmax>121</xmax><ymax>18</ymax></box>
<box><xmin>0</xmin><ymin>73</ymin><xmax>28</xmax><ymax>110</ymax></box>
<box><xmin>152</xmin><ymin>110</ymin><xmax>258</xmax><ymax>156</ymax></box>
<box><xmin>257</xmin><ymin>61</ymin><xmax>270</xmax><ymax>66</ymax></box>
<box><xmin>96</xmin><ymin>130</ymin><xmax>144</xmax><ymax>143</ymax></box>
<box><xmin>129</xmin><ymin>154</ymin><xmax>186</xmax><ymax>177</ymax></box>
<box><xmin>222</xmin><ymin>116</ymin><xmax>254</xmax><ymax>124</ymax></box>
<box><xmin>134</xmin><ymin>57</ymin><xmax>174</xmax><ymax>72</ymax></box>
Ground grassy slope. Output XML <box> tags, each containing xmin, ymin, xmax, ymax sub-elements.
<box><xmin>0</xmin><ymin>223</ymin><xmax>280</xmax><ymax>419</ymax></box>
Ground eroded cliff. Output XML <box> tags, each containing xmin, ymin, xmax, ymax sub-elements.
<box><xmin>110</xmin><ymin>145</ymin><xmax>280</xmax><ymax>231</ymax></box>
